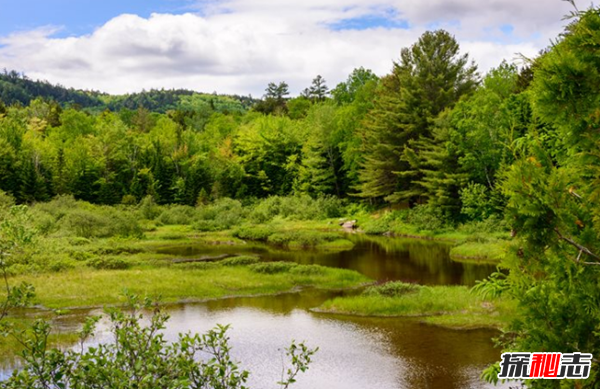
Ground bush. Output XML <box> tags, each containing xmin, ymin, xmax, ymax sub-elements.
<box><xmin>121</xmin><ymin>195</ymin><xmax>137</xmax><ymax>205</ymax></box>
<box><xmin>289</xmin><ymin>264</ymin><xmax>326</xmax><ymax>276</ymax></box>
<box><xmin>88</xmin><ymin>256</ymin><xmax>132</xmax><ymax>270</ymax></box>
<box><xmin>248</xmin><ymin>195</ymin><xmax>345</xmax><ymax>223</ymax></box>
<box><xmin>69</xmin><ymin>251</ymin><xmax>97</xmax><ymax>262</ymax></box>
<box><xmin>232</xmin><ymin>226</ymin><xmax>274</xmax><ymax>241</ymax></box>
<box><xmin>157</xmin><ymin>205</ymin><xmax>198</xmax><ymax>225</ymax></box>
<box><xmin>138</xmin><ymin>195</ymin><xmax>161</xmax><ymax>220</ymax></box>
<box><xmin>0</xmin><ymin>296</ymin><xmax>316</xmax><ymax>389</ymax></box>
<box><xmin>249</xmin><ymin>261</ymin><xmax>298</xmax><ymax>274</ymax></box>
<box><xmin>0</xmin><ymin>189</ymin><xmax>15</xmax><ymax>210</ymax></box>
<box><xmin>460</xmin><ymin>182</ymin><xmax>494</xmax><ymax>221</ymax></box>
<box><xmin>220</xmin><ymin>256</ymin><xmax>260</xmax><ymax>266</ymax></box>
<box><xmin>406</xmin><ymin>204</ymin><xmax>448</xmax><ymax>231</ymax></box>
<box><xmin>360</xmin><ymin>217</ymin><xmax>390</xmax><ymax>235</ymax></box>
<box><xmin>364</xmin><ymin>281</ymin><xmax>423</xmax><ymax>297</ymax></box>
<box><xmin>60</xmin><ymin>208</ymin><xmax>142</xmax><ymax>238</ymax></box>
<box><xmin>192</xmin><ymin>198</ymin><xmax>246</xmax><ymax>231</ymax></box>
<box><xmin>48</xmin><ymin>258</ymin><xmax>76</xmax><ymax>272</ymax></box>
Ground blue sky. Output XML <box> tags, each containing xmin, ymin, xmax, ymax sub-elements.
<box><xmin>0</xmin><ymin>0</ymin><xmax>195</xmax><ymax>37</ymax></box>
<box><xmin>0</xmin><ymin>0</ymin><xmax>576</xmax><ymax>95</ymax></box>
<box><xmin>0</xmin><ymin>0</ymin><xmax>418</xmax><ymax>37</ymax></box>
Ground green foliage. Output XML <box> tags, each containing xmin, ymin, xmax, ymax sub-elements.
<box><xmin>248</xmin><ymin>195</ymin><xmax>344</xmax><ymax>223</ymax></box>
<box><xmin>60</xmin><ymin>208</ymin><xmax>142</xmax><ymax>238</ymax></box>
<box><xmin>357</xmin><ymin>30</ymin><xmax>479</xmax><ymax>203</ymax></box>
<box><xmin>249</xmin><ymin>261</ymin><xmax>299</xmax><ymax>274</ymax></box>
<box><xmin>477</xmin><ymin>7</ymin><xmax>600</xmax><ymax>386</ymax></box>
<box><xmin>363</xmin><ymin>281</ymin><xmax>423</xmax><ymax>297</ymax></box>
<box><xmin>459</xmin><ymin>182</ymin><xmax>495</xmax><ymax>221</ymax></box>
<box><xmin>87</xmin><ymin>256</ymin><xmax>133</xmax><ymax>270</ymax></box>
<box><xmin>0</xmin><ymin>295</ymin><xmax>316</xmax><ymax>388</ymax></box>
<box><xmin>232</xmin><ymin>226</ymin><xmax>275</xmax><ymax>241</ymax></box>
<box><xmin>405</xmin><ymin>204</ymin><xmax>448</xmax><ymax>231</ymax></box>
<box><xmin>219</xmin><ymin>256</ymin><xmax>260</xmax><ymax>267</ymax></box>
<box><xmin>193</xmin><ymin>198</ymin><xmax>246</xmax><ymax>231</ymax></box>
<box><xmin>157</xmin><ymin>205</ymin><xmax>198</xmax><ymax>225</ymax></box>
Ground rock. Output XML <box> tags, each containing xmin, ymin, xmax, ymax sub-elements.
<box><xmin>341</xmin><ymin>220</ymin><xmax>357</xmax><ymax>229</ymax></box>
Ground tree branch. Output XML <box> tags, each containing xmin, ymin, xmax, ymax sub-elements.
<box><xmin>554</xmin><ymin>228</ymin><xmax>600</xmax><ymax>264</ymax></box>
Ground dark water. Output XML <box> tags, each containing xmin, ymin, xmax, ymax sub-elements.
<box><xmin>157</xmin><ymin>234</ymin><xmax>497</xmax><ymax>286</ymax></box>
<box><xmin>2</xmin><ymin>234</ymin><xmax>507</xmax><ymax>388</ymax></box>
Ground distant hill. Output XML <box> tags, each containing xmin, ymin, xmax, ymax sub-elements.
<box><xmin>0</xmin><ymin>70</ymin><xmax>259</xmax><ymax>112</ymax></box>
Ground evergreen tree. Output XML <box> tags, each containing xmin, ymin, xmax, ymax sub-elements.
<box><xmin>295</xmin><ymin>105</ymin><xmax>340</xmax><ymax>196</ymax></box>
<box><xmin>306</xmin><ymin>75</ymin><xmax>329</xmax><ymax>102</ymax></box>
<box><xmin>482</xmin><ymin>7</ymin><xmax>600</xmax><ymax>385</ymax></box>
<box><xmin>356</xmin><ymin>30</ymin><xmax>478</xmax><ymax>204</ymax></box>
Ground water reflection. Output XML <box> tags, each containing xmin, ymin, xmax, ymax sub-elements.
<box><xmin>157</xmin><ymin>234</ymin><xmax>497</xmax><ymax>286</ymax></box>
<box><xmin>21</xmin><ymin>291</ymin><xmax>507</xmax><ymax>389</ymax></box>
<box><xmin>0</xmin><ymin>236</ymin><xmax>505</xmax><ymax>388</ymax></box>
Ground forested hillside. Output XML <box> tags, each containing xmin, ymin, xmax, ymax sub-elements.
<box><xmin>0</xmin><ymin>70</ymin><xmax>258</xmax><ymax>113</ymax></box>
<box><xmin>3</xmin><ymin>6</ymin><xmax>600</xmax><ymax>386</ymax></box>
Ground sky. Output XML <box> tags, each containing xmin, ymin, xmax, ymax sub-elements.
<box><xmin>0</xmin><ymin>0</ymin><xmax>586</xmax><ymax>96</ymax></box>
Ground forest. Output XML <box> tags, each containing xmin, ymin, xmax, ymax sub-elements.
<box><xmin>0</xmin><ymin>4</ymin><xmax>600</xmax><ymax>389</ymax></box>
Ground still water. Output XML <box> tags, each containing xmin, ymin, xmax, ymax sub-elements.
<box><xmin>4</xmin><ymin>234</ymin><xmax>508</xmax><ymax>388</ymax></box>
<box><xmin>157</xmin><ymin>234</ymin><xmax>497</xmax><ymax>286</ymax></box>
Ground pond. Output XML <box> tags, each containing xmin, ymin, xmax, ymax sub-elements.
<box><xmin>2</xmin><ymin>234</ymin><xmax>508</xmax><ymax>388</ymax></box>
<box><xmin>157</xmin><ymin>234</ymin><xmax>498</xmax><ymax>286</ymax></box>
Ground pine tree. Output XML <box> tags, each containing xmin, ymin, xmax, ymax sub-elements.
<box><xmin>356</xmin><ymin>30</ymin><xmax>478</xmax><ymax>204</ymax></box>
<box><xmin>402</xmin><ymin>117</ymin><xmax>467</xmax><ymax>218</ymax></box>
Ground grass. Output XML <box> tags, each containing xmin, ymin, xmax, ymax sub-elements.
<box><xmin>449</xmin><ymin>241</ymin><xmax>506</xmax><ymax>263</ymax></box>
<box><xmin>316</xmin><ymin>281</ymin><xmax>517</xmax><ymax>329</ymax></box>
<box><xmin>12</xmin><ymin>262</ymin><xmax>370</xmax><ymax>309</ymax></box>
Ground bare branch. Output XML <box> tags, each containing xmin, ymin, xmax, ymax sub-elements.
<box><xmin>555</xmin><ymin>228</ymin><xmax>600</xmax><ymax>264</ymax></box>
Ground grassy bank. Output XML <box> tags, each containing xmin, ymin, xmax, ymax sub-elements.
<box><xmin>449</xmin><ymin>241</ymin><xmax>505</xmax><ymax>263</ymax></box>
<box><xmin>13</xmin><ymin>258</ymin><xmax>370</xmax><ymax>309</ymax></box>
<box><xmin>350</xmin><ymin>208</ymin><xmax>510</xmax><ymax>262</ymax></box>
<box><xmin>316</xmin><ymin>281</ymin><xmax>516</xmax><ymax>329</ymax></box>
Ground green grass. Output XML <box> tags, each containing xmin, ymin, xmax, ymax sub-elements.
<box><xmin>12</xmin><ymin>262</ymin><xmax>370</xmax><ymax>309</ymax></box>
<box><xmin>317</xmin><ymin>281</ymin><xmax>516</xmax><ymax>329</ymax></box>
<box><xmin>449</xmin><ymin>241</ymin><xmax>505</xmax><ymax>263</ymax></box>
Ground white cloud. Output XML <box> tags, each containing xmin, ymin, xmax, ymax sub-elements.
<box><xmin>0</xmin><ymin>0</ymin><xmax>585</xmax><ymax>96</ymax></box>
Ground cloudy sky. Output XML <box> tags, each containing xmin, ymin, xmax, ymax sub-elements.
<box><xmin>0</xmin><ymin>0</ymin><xmax>585</xmax><ymax>96</ymax></box>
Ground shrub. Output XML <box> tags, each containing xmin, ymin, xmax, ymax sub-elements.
<box><xmin>60</xmin><ymin>208</ymin><xmax>142</xmax><ymax>238</ymax></box>
<box><xmin>406</xmin><ymin>204</ymin><xmax>448</xmax><ymax>231</ymax></box>
<box><xmin>0</xmin><ymin>296</ymin><xmax>316</xmax><ymax>389</ymax></box>
<box><xmin>34</xmin><ymin>195</ymin><xmax>79</xmax><ymax>220</ymax></box>
<box><xmin>138</xmin><ymin>195</ymin><xmax>161</xmax><ymax>220</ymax></box>
<box><xmin>193</xmin><ymin>220</ymin><xmax>223</xmax><ymax>232</ymax></box>
<box><xmin>249</xmin><ymin>261</ymin><xmax>298</xmax><ymax>274</ymax></box>
<box><xmin>289</xmin><ymin>264</ymin><xmax>326</xmax><ymax>276</ymax></box>
<box><xmin>460</xmin><ymin>182</ymin><xmax>495</xmax><ymax>221</ymax></box>
<box><xmin>232</xmin><ymin>226</ymin><xmax>274</xmax><ymax>241</ymax></box>
<box><xmin>364</xmin><ymin>281</ymin><xmax>423</xmax><ymax>297</ymax></box>
<box><xmin>220</xmin><ymin>256</ymin><xmax>260</xmax><ymax>266</ymax></box>
<box><xmin>360</xmin><ymin>217</ymin><xmax>390</xmax><ymax>235</ymax></box>
<box><xmin>157</xmin><ymin>205</ymin><xmax>198</xmax><ymax>225</ymax></box>
<box><xmin>68</xmin><ymin>237</ymin><xmax>92</xmax><ymax>246</ymax></box>
<box><xmin>69</xmin><ymin>251</ymin><xmax>97</xmax><ymax>261</ymax></box>
<box><xmin>48</xmin><ymin>258</ymin><xmax>76</xmax><ymax>272</ymax></box>
<box><xmin>121</xmin><ymin>195</ymin><xmax>137</xmax><ymax>205</ymax></box>
<box><xmin>266</xmin><ymin>232</ymin><xmax>291</xmax><ymax>246</ymax></box>
<box><xmin>457</xmin><ymin>215</ymin><xmax>507</xmax><ymax>235</ymax></box>
<box><xmin>0</xmin><ymin>189</ymin><xmax>15</xmax><ymax>210</ymax></box>
<box><xmin>248</xmin><ymin>195</ymin><xmax>345</xmax><ymax>223</ymax></box>
<box><xmin>193</xmin><ymin>198</ymin><xmax>246</xmax><ymax>231</ymax></box>
<box><xmin>88</xmin><ymin>256</ymin><xmax>132</xmax><ymax>270</ymax></box>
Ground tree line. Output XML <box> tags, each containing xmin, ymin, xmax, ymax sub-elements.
<box><xmin>2</xmin><ymin>4</ymin><xmax>600</xmax><ymax>385</ymax></box>
<box><xmin>0</xmin><ymin>29</ymin><xmax>529</xmax><ymax>227</ymax></box>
